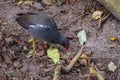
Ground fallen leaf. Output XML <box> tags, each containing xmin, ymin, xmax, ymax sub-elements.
<box><xmin>110</xmin><ymin>37</ymin><xmax>117</xmax><ymax>41</ymax></box>
<box><xmin>108</xmin><ymin>61</ymin><xmax>117</xmax><ymax>72</ymax></box>
<box><xmin>42</xmin><ymin>0</ymin><xmax>52</xmax><ymax>6</ymax></box>
<box><xmin>89</xmin><ymin>66</ymin><xmax>97</xmax><ymax>77</ymax></box>
<box><xmin>79</xmin><ymin>54</ymin><xmax>89</xmax><ymax>66</ymax></box>
<box><xmin>47</xmin><ymin>48</ymin><xmax>60</xmax><ymax>64</ymax></box>
<box><xmin>23</xmin><ymin>1</ymin><xmax>34</xmax><ymax>6</ymax></box>
<box><xmin>79</xmin><ymin>59</ymin><xmax>87</xmax><ymax>66</ymax></box>
<box><xmin>92</xmin><ymin>10</ymin><xmax>103</xmax><ymax>20</ymax></box>
<box><xmin>77</xmin><ymin>30</ymin><xmax>87</xmax><ymax>45</ymax></box>
<box><xmin>23</xmin><ymin>46</ymin><xmax>29</xmax><ymax>51</ymax></box>
<box><xmin>90</xmin><ymin>66</ymin><xmax>106</xmax><ymax>80</ymax></box>
<box><xmin>17</xmin><ymin>0</ymin><xmax>25</xmax><ymax>5</ymax></box>
<box><xmin>80</xmin><ymin>54</ymin><xmax>88</xmax><ymax>59</ymax></box>
<box><xmin>25</xmin><ymin>50</ymin><xmax>33</xmax><ymax>58</ymax></box>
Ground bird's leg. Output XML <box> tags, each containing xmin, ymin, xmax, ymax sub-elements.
<box><xmin>49</xmin><ymin>44</ymin><xmax>53</xmax><ymax>50</ymax></box>
<box><xmin>29</xmin><ymin>38</ymin><xmax>39</xmax><ymax>55</ymax></box>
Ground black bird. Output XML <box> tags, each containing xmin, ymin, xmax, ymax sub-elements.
<box><xmin>16</xmin><ymin>12</ymin><xmax>69</xmax><ymax>55</ymax></box>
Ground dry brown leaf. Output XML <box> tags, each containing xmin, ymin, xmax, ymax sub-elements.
<box><xmin>79</xmin><ymin>51</ymin><xmax>91</xmax><ymax>66</ymax></box>
<box><xmin>79</xmin><ymin>54</ymin><xmax>88</xmax><ymax>66</ymax></box>
<box><xmin>89</xmin><ymin>66</ymin><xmax>97</xmax><ymax>77</ymax></box>
<box><xmin>92</xmin><ymin>10</ymin><xmax>103</xmax><ymax>20</ymax></box>
<box><xmin>80</xmin><ymin>54</ymin><xmax>88</xmax><ymax>59</ymax></box>
<box><xmin>90</xmin><ymin>66</ymin><xmax>106</xmax><ymax>80</ymax></box>
<box><xmin>42</xmin><ymin>0</ymin><xmax>52</xmax><ymax>5</ymax></box>
<box><xmin>17</xmin><ymin>0</ymin><xmax>25</xmax><ymax>5</ymax></box>
<box><xmin>79</xmin><ymin>59</ymin><xmax>87</xmax><ymax>66</ymax></box>
<box><xmin>23</xmin><ymin>1</ymin><xmax>34</xmax><ymax>6</ymax></box>
<box><xmin>110</xmin><ymin>37</ymin><xmax>117</xmax><ymax>41</ymax></box>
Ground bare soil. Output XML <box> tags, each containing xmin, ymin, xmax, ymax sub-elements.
<box><xmin>0</xmin><ymin>0</ymin><xmax>120</xmax><ymax>80</ymax></box>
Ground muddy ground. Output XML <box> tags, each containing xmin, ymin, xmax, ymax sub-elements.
<box><xmin>0</xmin><ymin>0</ymin><xmax>120</xmax><ymax>80</ymax></box>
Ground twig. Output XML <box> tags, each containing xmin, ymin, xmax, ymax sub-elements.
<box><xmin>98</xmin><ymin>12</ymin><xmax>111</xmax><ymax>30</ymax></box>
<box><xmin>53</xmin><ymin>0</ymin><xmax>61</xmax><ymax>6</ymax></box>
<box><xmin>53</xmin><ymin>65</ymin><xmax>61</xmax><ymax>80</ymax></box>
<box><xmin>62</xmin><ymin>45</ymin><xmax>84</xmax><ymax>73</ymax></box>
<box><xmin>63</xmin><ymin>16</ymin><xmax>81</xmax><ymax>27</ymax></box>
<box><xmin>82</xmin><ymin>20</ymin><xmax>97</xmax><ymax>39</ymax></box>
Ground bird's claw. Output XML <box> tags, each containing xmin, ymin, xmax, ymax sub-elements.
<box><xmin>28</xmin><ymin>38</ymin><xmax>40</xmax><ymax>56</ymax></box>
<box><xmin>33</xmin><ymin>51</ymin><xmax>40</xmax><ymax>56</ymax></box>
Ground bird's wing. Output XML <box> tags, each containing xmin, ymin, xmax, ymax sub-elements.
<box><xmin>16</xmin><ymin>12</ymin><xmax>58</xmax><ymax>30</ymax></box>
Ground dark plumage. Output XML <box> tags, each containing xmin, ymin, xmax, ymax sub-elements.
<box><xmin>16</xmin><ymin>12</ymin><xmax>69</xmax><ymax>50</ymax></box>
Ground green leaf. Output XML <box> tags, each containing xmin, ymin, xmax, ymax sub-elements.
<box><xmin>47</xmin><ymin>48</ymin><xmax>60</xmax><ymax>64</ymax></box>
<box><xmin>108</xmin><ymin>61</ymin><xmax>117</xmax><ymax>72</ymax></box>
<box><xmin>77</xmin><ymin>30</ymin><xmax>87</xmax><ymax>45</ymax></box>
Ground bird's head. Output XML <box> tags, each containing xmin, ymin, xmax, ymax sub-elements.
<box><xmin>59</xmin><ymin>37</ymin><xmax>70</xmax><ymax>52</ymax></box>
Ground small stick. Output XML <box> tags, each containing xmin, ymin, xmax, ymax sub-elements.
<box><xmin>53</xmin><ymin>0</ymin><xmax>61</xmax><ymax>6</ymax></box>
<box><xmin>82</xmin><ymin>20</ymin><xmax>97</xmax><ymax>39</ymax></box>
<box><xmin>62</xmin><ymin>45</ymin><xmax>84</xmax><ymax>73</ymax></box>
<box><xmin>98</xmin><ymin>13</ymin><xmax>111</xmax><ymax>30</ymax></box>
<box><xmin>53</xmin><ymin>65</ymin><xmax>61</xmax><ymax>80</ymax></box>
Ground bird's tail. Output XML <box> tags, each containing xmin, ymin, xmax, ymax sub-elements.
<box><xmin>17</xmin><ymin>12</ymin><xmax>37</xmax><ymax>16</ymax></box>
<box><xmin>16</xmin><ymin>16</ymin><xmax>29</xmax><ymax>29</ymax></box>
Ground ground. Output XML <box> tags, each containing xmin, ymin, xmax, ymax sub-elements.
<box><xmin>0</xmin><ymin>0</ymin><xmax>120</xmax><ymax>80</ymax></box>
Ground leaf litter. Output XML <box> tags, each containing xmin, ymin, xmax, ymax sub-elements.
<box><xmin>0</xmin><ymin>0</ymin><xmax>119</xmax><ymax>80</ymax></box>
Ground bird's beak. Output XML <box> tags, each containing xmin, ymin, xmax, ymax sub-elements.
<box><xmin>66</xmin><ymin>41</ymin><xmax>70</xmax><ymax>52</ymax></box>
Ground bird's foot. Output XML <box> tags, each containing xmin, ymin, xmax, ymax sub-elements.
<box><xmin>49</xmin><ymin>44</ymin><xmax>53</xmax><ymax>50</ymax></box>
<box><xmin>33</xmin><ymin>50</ymin><xmax>40</xmax><ymax>56</ymax></box>
<box><xmin>28</xmin><ymin>38</ymin><xmax>40</xmax><ymax>56</ymax></box>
